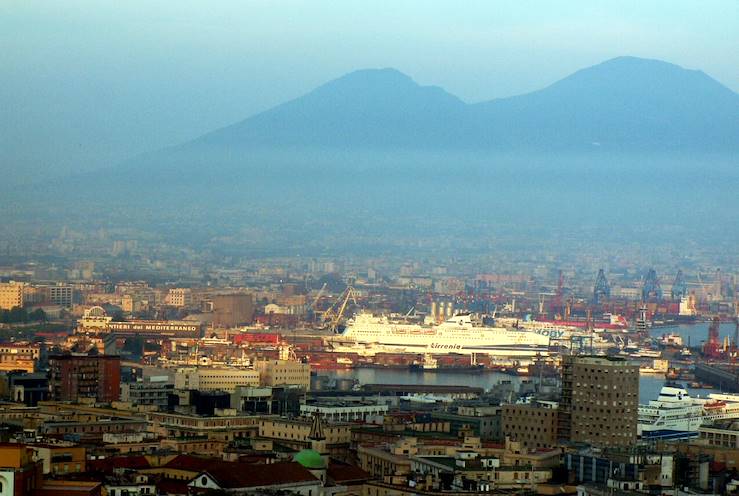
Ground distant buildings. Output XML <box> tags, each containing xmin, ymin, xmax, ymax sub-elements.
<box><xmin>165</xmin><ymin>287</ymin><xmax>192</xmax><ymax>307</ymax></box>
<box><xmin>301</xmin><ymin>403</ymin><xmax>389</xmax><ymax>423</ymax></box>
<box><xmin>0</xmin><ymin>282</ymin><xmax>23</xmax><ymax>310</ymax></box>
<box><xmin>0</xmin><ymin>371</ymin><xmax>48</xmax><ymax>406</ymax></box>
<box><xmin>211</xmin><ymin>293</ymin><xmax>255</xmax><ymax>327</ymax></box>
<box><xmin>259</xmin><ymin>417</ymin><xmax>352</xmax><ymax>458</ymax></box>
<box><xmin>255</xmin><ymin>359</ymin><xmax>311</xmax><ymax>390</ymax></box>
<box><xmin>502</xmin><ymin>401</ymin><xmax>558</xmax><ymax>449</ymax></box>
<box><xmin>174</xmin><ymin>359</ymin><xmax>311</xmax><ymax>394</ymax></box>
<box><xmin>47</xmin><ymin>283</ymin><xmax>73</xmax><ymax>307</ymax></box>
<box><xmin>0</xmin><ymin>344</ymin><xmax>39</xmax><ymax>373</ymax></box>
<box><xmin>76</xmin><ymin>309</ymin><xmax>203</xmax><ymax>338</ymax></box>
<box><xmin>174</xmin><ymin>367</ymin><xmax>260</xmax><ymax>392</ymax></box>
<box><xmin>120</xmin><ymin>377</ymin><xmax>174</xmax><ymax>408</ymax></box>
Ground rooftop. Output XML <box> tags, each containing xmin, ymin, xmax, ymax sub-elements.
<box><xmin>201</xmin><ymin>461</ymin><xmax>317</xmax><ymax>489</ymax></box>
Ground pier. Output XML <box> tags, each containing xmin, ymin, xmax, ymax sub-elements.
<box><xmin>694</xmin><ymin>363</ymin><xmax>739</xmax><ymax>392</ymax></box>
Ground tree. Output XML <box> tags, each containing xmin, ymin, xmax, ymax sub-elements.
<box><xmin>7</xmin><ymin>307</ymin><xmax>28</xmax><ymax>323</ymax></box>
<box><xmin>29</xmin><ymin>308</ymin><xmax>46</xmax><ymax>322</ymax></box>
<box><xmin>111</xmin><ymin>310</ymin><xmax>126</xmax><ymax>322</ymax></box>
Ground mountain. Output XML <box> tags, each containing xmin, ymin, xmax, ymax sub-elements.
<box><xmin>471</xmin><ymin>56</ymin><xmax>739</xmax><ymax>150</ymax></box>
<box><xmin>195</xmin><ymin>68</ymin><xmax>469</xmax><ymax>149</ymax></box>
<box><xmin>162</xmin><ymin>56</ymin><xmax>737</xmax><ymax>156</ymax></box>
<box><xmin>11</xmin><ymin>57</ymin><xmax>739</xmax><ymax>254</ymax></box>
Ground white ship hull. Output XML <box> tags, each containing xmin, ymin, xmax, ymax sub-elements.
<box><xmin>496</xmin><ymin>318</ymin><xmax>612</xmax><ymax>349</ymax></box>
<box><xmin>328</xmin><ymin>313</ymin><xmax>550</xmax><ymax>358</ymax></box>
<box><xmin>638</xmin><ymin>386</ymin><xmax>739</xmax><ymax>439</ymax></box>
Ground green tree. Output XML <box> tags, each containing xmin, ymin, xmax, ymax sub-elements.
<box><xmin>8</xmin><ymin>307</ymin><xmax>28</xmax><ymax>323</ymax></box>
<box><xmin>111</xmin><ymin>310</ymin><xmax>126</xmax><ymax>322</ymax></box>
<box><xmin>29</xmin><ymin>308</ymin><xmax>46</xmax><ymax>322</ymax></box>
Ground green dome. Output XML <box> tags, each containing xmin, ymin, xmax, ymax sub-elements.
<box><xmin>294</xmin><ymin>449</ymin><xmax>326</xmax><ymax>469</ymax></box>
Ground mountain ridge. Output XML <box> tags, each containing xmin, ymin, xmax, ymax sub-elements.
<box><xmin>9</xmin><ymin>56</ymin><xmax>738</xmax><ymax>248</ymax></box>
<box><xmin>168</xmin><ymin>56</ymin><xmax>738</xmax><ymax>157</ymax></box>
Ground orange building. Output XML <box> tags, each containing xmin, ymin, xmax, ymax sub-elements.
<box><xmin>0</xmin><ymin>443</ymin><xmax>43</xmax><ymax>495</ymax></box>
<box><xmin>0</xmin><ymin>344</ymin><xmax>39</xmax><ymax>373</ymax></box>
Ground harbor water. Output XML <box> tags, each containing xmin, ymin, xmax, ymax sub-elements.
<box><xmin>323</xmin><ymin>368</ymin><xmax>716</xmax><ymax>404</ymax></box>
<box><xmin>319</xmin><ymin>322</ymin><xmax>737</xmax><ymax>404</ymax></box>
<box><xmin>648</xmin><ymin>321</ymin><xmax>738</xmax><ymax>347</ymax></box>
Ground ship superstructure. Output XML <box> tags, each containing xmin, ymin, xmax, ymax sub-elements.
<box><xmin>638</xmin><ymin>385</ymin><xmax>739</xmax><ymax>439</ymax></box>
<box><xmin>328</xmin><ymin>312</ymin><xmax>550</xmax><ymax>359</ymax></box>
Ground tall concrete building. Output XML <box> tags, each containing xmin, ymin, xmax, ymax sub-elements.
<box><xmin>0</xmin><ymin>282</ymin><xmax>23</xmax><ymax>310</ymax></box>
<box><xmin>558</xmin><ymin>355</ymin><xmax>639</xmax><ymax>447</ymax></box>
<box><xmin>46</xmin><ymin>283</ymin><xmax>73</xmax><ymax>307</ymax></box>
<box><xmin>212</xmin><ymin>293</ymin><xmax>255</xmax><ymax>328</ymax></box>
<box><xmin>48</xmin><ymin>354</ymin><xmax>121</xmax><ymax>402</ymax></box>
<box><xmin>502</xmin><ymin>401</ymin><xmax>558</xmax><ymax>449</ymax></box>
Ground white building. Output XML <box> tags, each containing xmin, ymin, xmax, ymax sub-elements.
<box><xmin>300</xmin><ymin>403</ymin><xmax>389</xmax><ymax>422</ymax></box>
<box><xmin>175</xmin><ymin>367</ymin><xmax>260</xmax><ymax>392</ymax></box>
<box><xmin>166</xmin><ymin>288</ymin><xmax>193</xmax><ymax>307</ymax></box>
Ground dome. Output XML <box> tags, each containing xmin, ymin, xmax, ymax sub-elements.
<box><xmin>293</xmin><ymin>449</ymin><xmax>326</xmax><ymax>469</ymax></box>
<box><xmin>86</xmin><ymin>306</ymin><xmax>106</xmax><ymax>317</ymax></box>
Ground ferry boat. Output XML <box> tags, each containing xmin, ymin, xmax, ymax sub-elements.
<box><xmin>328</xmin><ymin>312</ymin><xmax>550</xmax><ymax>359</ymax></box>
<box><xmin>638</xmin><ymin>386</ymin><xmax>739</xmax><ymax>439</ymax></box>
<box><xmin>496</xmin><ymin>317</ymin><xmax>612</xmax><ymax>349</ymax></box>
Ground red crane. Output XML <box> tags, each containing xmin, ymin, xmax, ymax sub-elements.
<box><xmin>549</xmin><ymin>270</ymin><xmax>565</xmax><ymax>317</ymax></box>
<box><xmin>703</xmin><ymin>316</ymin><xmax>723</xmax><ymax>359</ymax></box>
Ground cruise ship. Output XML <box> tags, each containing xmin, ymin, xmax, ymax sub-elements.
<box><xmin>327</xmin><ymin>312</ymin><xmax>551</xmax><ymax>359</ymax></box>
<box><xmin>638</xmin><ymin>385</ymin><xmax>739</xmax><ymax>439</ymax></box>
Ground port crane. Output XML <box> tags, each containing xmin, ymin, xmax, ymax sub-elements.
<box><xmin>322</xmin><ymin>286</ymin><xmax>358</xmax><ymax>332</ymax></box>
<box><xmin>306</xmin><ymin>282</ymin><xmax>328</xmax><ymax>322</ymax></box>
<box><xmin>310</xmin><ymin>283</ymin><xmax>328</xmax><ymax>310</ymax></box>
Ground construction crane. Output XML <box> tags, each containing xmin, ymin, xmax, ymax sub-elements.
<box><xmin>322</xmin><ymin>286</ymin><xmax>358</xmax><ymax>332</ymax></box>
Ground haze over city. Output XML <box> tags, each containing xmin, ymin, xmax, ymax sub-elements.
<box><xmin>1</xmin><ymin>2</ymin><xmax>739</xmax><ymax>496</ymax></box>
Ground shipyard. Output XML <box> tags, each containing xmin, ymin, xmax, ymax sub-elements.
<box><xmin>2</xmin><ymin>259</ymin><xmax>739</xmax><ymax>494</ymax></box>
<box><xmin>3</xmin><ymin>2</ymin><xmax>739</xmax><ymax>494</ymax></box>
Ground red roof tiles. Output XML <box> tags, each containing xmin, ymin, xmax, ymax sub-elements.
<box><xmin>200</xmin><ymin>461</ymin><xmax>317</xmax><ymax>489</ymax></box>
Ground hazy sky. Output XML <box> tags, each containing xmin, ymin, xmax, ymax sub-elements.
<box><xmin>2</xmin><ymin>0</ymin><xmax>737</xmax><ymax>182</ymax></box>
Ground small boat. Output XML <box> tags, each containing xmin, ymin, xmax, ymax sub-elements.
<box><xmin>422</xmin><ymin>354</ymin><xmax>439</xmax><ymax>370</ymax></box>
<box><xmin>660</xmin><ymin>333</ymin><xmax>684</xmax><ymax>348</ymax></box>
